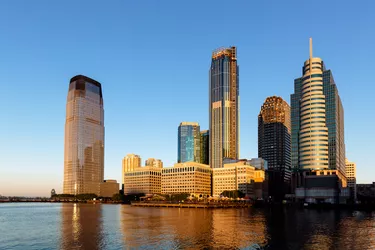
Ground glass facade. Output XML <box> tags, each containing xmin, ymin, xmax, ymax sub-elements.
<box><xmin>200</xmin><ymin>130</ymin><xmax>209</xmax><ymax>165</ymax></box>
<box><xmin>291</xmin><ymin>49</ymin><xmax>345</xmax><ymax>175</ymax></box>
<box><xmin>178</xmin><ymin>122</ymin><xmax>200</xmax><ymax>163</ymax></box>
<box><xmin>63</xmin><ymin>75</ymin><xmax>104</xmax><ymax>195</ymax></box>
<box><xmin>258</xmin><ymin>96</ymin><xmax>291</xmax><ymax>200</ymax></box>
<box><xmin>209</xmin><ymin>46</ymin><xmax>239</xmax><ymax>168</ymax></box>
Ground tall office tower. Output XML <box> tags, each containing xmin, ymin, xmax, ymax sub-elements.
<box><xmin>345</xmin><ymin>158</ymin><xmax>356</xmax><ymax>200</ymax></box>
<box><xmin>63</xmin><ymin>75</ymin><xmax>104</xmax><ymax>195</ymax></box>
<box><xmin>178</xmin><ymin>122</ymin><xmax>201</xmax><ymax>163</ymax></box>
<box><xmin>122</xmin><ymin>154</ymin><xmax>141</xmax><ymax>185</ymax></box>
<box><xmin>291</xmin><ymin>39</ymin><xmax>345</xmax><ymax>175</ymax></box>
<box><xmin>200</xmin><ymin>130</ymin><xmax>209</xmax><ymax>165</ymax></box>
<box><xmin>145</xmin><ymin>158</ymin><xmax>163</xmax><ymax>168</ymax></box>
<box><xmin>258</xmin><ymin>96</ymin><xmax>291</xmax><ymax>200</ymax></box>
<box><xmin>209</xmin><ymin>46</ymin><xmax>239</xmax><ymax>169</ymax></box>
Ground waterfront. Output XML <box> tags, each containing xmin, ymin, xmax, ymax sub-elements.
<box><xmin>0</xmin><ymin>203</ymin><xmax>374</xmax><ymax>249</ymax></box>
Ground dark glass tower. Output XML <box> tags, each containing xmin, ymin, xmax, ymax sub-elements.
<box><xmin>291</xmin><ymin>39</ymin><xmax>345</xmax><ymax>176</ymax></box>
<box><xmin>200</xmin><ymin>130</ymin><xmax>209</xmax><ymax>165</ymax></box>
<box><xmin>178</xmin><ymin>122</ymin><xmax>200</xmax><ymax>163</ymax></box>
<box><xmin>258</xmin><ymin>96</ymin><xmax>291</xmax><ymax>201</ymax></box>
<box><xmin>63</xmin><ymin>75</ymin><xmax>104</xmax><ymax>195</ymax></box>
<box><xmin>209</xmin><ymin>46</ymin><xmax>239</xmax><ymax>168</ymax></box>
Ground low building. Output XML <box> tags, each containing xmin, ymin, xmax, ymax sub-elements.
<box><xmin>357</xmin><ymin>182</ymin><xmax>375</xmax><ymax>204</ymax></box>
<box><xmin>100</xmin><ymin>180</ymin><xmax>120</xmax><ymax>198</ymax></box>
<box><xmin>345</xmin><ymin>158</ymin><xmax>356</xmax><ymax>200</ymax></box>
<box><xmin>123</xmin><ymin>166</ymin><xmax>162</xmax><ymax>195</ymax></box>
<box><xmin>161</xmin><ymin>162</ymin><xmax>211</xmax><ymax>196</ymax></box>
<box><xmin>295</xmin><ymin>170</ymin><xmax>349</xmax><ymax>204</ymax></box>
<box><xmin>212</xmin><ymin>160</ymin><xmax>265</xmax><ymax>198</ymax></box>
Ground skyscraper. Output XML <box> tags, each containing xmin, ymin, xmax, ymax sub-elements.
<box><xmin>63</xmin><ymin>75</ymin><xmax>104</xmax><ymax>195</ymax></box>
<box><xmin>200</xmin><ymin>130</ymin><xmax>209</xmax><ymax>165</ymax></box>
<box><xmin>291</xmin><ymin>39</ymin><xmax>345</xmax><ymax>176</ymax></box>
<box><xmin>258</xmin><ymin>96</ymin><xmax>291</xmax><ymax>200</ymax></box>
<box><xmin>178</xmin><ymin>122</ymin><xmax>200</xmax><ymax>163</ymax></box>
<box><xmin>209</xmin><ymin>46</ymin><xmax>239</xmax><ymax>169</ymax></box>
<box><xmin>122</xmin><ymin>154</ymin><xmax>141</xmax><ymax>185</ymax></box>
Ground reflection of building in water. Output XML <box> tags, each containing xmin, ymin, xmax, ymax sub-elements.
<box><xmin>120</xmin><ymin>206</ymin><xmax>266</xmax><ymax>249</ymax></box>
<box><xmin>60</xmin><ymin>204</ymin><xmax>103</xmax><ymax>249</ymax></box>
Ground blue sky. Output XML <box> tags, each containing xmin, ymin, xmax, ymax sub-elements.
<box><xmin>0</xmin><ymin>1</ymin><xmax>374</xmax><ymax>196</ymax></box>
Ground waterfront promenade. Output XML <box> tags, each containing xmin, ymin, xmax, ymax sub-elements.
<box><xmin>131</xmin><ymin>201</ymin><xmax>252</xmax><ymax>208</ymax></box>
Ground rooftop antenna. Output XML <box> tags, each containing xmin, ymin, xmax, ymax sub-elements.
<box><xmin>309</xmin><ymin>37</ymin><xmax>313</xmax><ymax>59</ymax></box>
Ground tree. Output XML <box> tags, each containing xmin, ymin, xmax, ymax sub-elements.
<box><xmin>112</xmin><ymin>193</ymin><xmax>124</xmax><ymax>202</ymax></box>
<box><xmin>221</xmin><ymin>190</ymin><xmax>245</xmax><ymax>199</ymax></box>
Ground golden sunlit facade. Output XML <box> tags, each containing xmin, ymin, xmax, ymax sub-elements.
<box><xmin>210</xmin><ymin>46</ymin><xmax>239</xmax><ymax>169</ymax></box>
<box><xmin>122</xmin><ymin>154</ymin><xmax>141</xmax><ymax>185</ymax></box>
<box><xmin>123</xmin><ymin>166</ymin><xmax>161</xmax><ymax>195</ymax></box>
<box><xmin>161</xmin><ymin>162</ymin><xmax>211</xmax><ymax>196</ymax></box>
<box><xmin>63</xmin><ymin>75</ymin><xmax>104</xmax><ymax>195</ymax></box>
<box><xmin>212</xmin><ymin>161</ymin><xmax>265</xmax><ymax>197</ymax></box>
<box><xmin>99</xmin><ymin>180</ymin><xmax>119</xmax><ymax>198</ymax></box>
<box><xmin>299</xmin><ymin>39</ymin><xmax>329</xmax><ymax>170</ymax></box>
<box><xmin>145</xmin><ymin>158</ymin><xmax>163</xmax><ymax>168</ymax></box>
<box><xmin>345</xmin><ymin>158</ymin><xmax>356</xmax><ymax>199</ymax></box>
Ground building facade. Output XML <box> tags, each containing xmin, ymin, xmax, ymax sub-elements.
<box><xmin>100</xmin><ymin>180</ymin><xmax>119</xmax><ymax>198</ymax></box>
<box><xmin>161</xmin><ymin>162</ymin><xmax>211</xmax><ymax>196</ymax></box>
<box><xmin>258</xmin><ymin>96</ymin><xmax>291</xmax><ymax>201</ymax></box>
<box><xmin>63</xmin><ymin>75</ymin><xmax>104</xmax><ymax>195</ymax></box>
<box><xmin>178</xmin><ymin>122</ymin><xmax>201</xmax><ymax>163</ymax></box>
<box><xmin>123</xmin><ymin>166</ymin><xmax>162</xmax><ymax>195</ymax></box>
<box><xmin>212</xmin><ymin>160</ymin><xmax>265</xmax><ymax>198</ymax></box>
<box><xmin>209</xmin><ymin>47</ymin><xmax>239</xmax><ymax>169</ymax></box>
<box><xmin>122</xmin><ymin>154</ymin><xmax>141</xmax><ymax>186</ymax></box>
<box><xmin>200</xmin><ymin>130</ymin><xmax>209</xmax><ymax>165</ymax></box>
<box><xmin>145</xmin><ymin>158</ymin><xmax>163</xmax><ymax>168</ymax></box>
<box><xmin>291</xmin><ymin>39</ymin><xmax>345</xmax><ymax>176</ymax></box>
<box><xmin>345</xmin><ymin>158</ymin><xmax>356</xmax><ymax>200</ymax></box>
<box><xmin>248</xmin><ymin>158</ymin><xmax>268</xmax><ymax>170</ymax></box>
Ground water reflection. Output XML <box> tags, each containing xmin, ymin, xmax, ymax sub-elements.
<box><xmin>120</xmin><ymin>206</ymin><xmax>267</xmax><ymax>249</ymax></box>
<box><xmin>60</xmin><ymin>203</ymin><xmax>103</xmax><ymax>249</ymax></box>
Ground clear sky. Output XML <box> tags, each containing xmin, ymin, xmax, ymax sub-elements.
<box><xmin>0</xmin><ymin>1</ymin><xmax>374</xmax><ymax>196</ymax></box>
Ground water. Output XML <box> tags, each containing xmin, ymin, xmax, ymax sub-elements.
<box><xmin>0</xmin><ymin>203</ymin><xmax>374</xmax><ymax>249</ymax></box>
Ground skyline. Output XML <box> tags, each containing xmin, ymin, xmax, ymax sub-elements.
<box><xmin>1</xmin><ymin>1</ymin><xmax>374</xmax><ymax>196</ymax></box>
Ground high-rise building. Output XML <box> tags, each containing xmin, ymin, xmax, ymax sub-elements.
<box><xmin>63</xmin><ymin>75</ymin><xmax>104</xmax><ymax>195</ymax></box>
<box><xmin>200</xmin><ymin>130</ymin><xmax>209</xmax><ymax>165</ymax></box>
<box><xmin>291</xmin><ymin>39</ymin><xmax>345</xmax><ymax>176</ymax></box>
<box><xmin>209</xmin><ymin>46</ymin><xmax>239</xmax><ymax>169</ymax></box>
<box><xmin>258</xmin><ymin>96</ymin><xmax>291</xmax><ymax>200</ymax></box>
<box><xmin>178</xmin><ymin>122</ymin><xmax>200</xmax><ymax>163</ymax></box>
<box><xmin>145</xmin><ymin>158</ymin><xmax>163</xmax><ymax>168</ymax></box>
<box><xmin>345</xmin><ymin>158</ymin><xmax>356</xmax><ymax>200</ymax></box>
<box><xmin>122</xmin><ymin>154</ymin><xmax>141</xmax><ymax>185</ymax></box>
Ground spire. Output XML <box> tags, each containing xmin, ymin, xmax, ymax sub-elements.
<box><xmin>309</xmin><ymin>38</ymin><xmax>313</xmax><ymax>59</ymax></box>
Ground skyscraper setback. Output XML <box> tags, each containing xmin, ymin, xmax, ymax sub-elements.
<box><xmin>63</xmin><ymin>75</ymin><xmax>104</xmax><ymax>195</ymax></box>
<box><xmin>291</xmin><ymin>39</ymin><xmax>345</xmax><ymax>175</ymax></box>
<box><xmin>178</xmin><ymin>122</ymin><xmax>201</xmax><ymax>163</ymax></box>
<box><xmin>209</xmin><ymin>47</ymin><xmax>239</xmax><ymax>168</ymax></box>
<box><xmin>258</xmin><ymin>96</ymin><xmax>291</xmax><ymax>200</ymax></box>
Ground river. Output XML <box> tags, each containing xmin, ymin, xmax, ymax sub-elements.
<box><xmin>0</xmin><ymin>203</ymin><xmax>374</xmax><ymax>249</ymax></box>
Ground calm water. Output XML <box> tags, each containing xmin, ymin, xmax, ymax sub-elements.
<box><xmin>0</xmin><ymin>203</ymin><xmax>374</xmax><ymax>249</ymax></box>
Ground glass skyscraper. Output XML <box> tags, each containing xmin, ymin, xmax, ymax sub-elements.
<box><xmin>63</xmin><ymin>75</ymin><xmax>104</xmax><ymax>195</ymax></box>
<box><xmin>258</xmin><ymin>96</ymin><xmax>291</xmax><ymax>200</ymax></box>
<box><xmin>178</xmin><ymin>122</ymin><xmax>200</xmax><ymax>163</ymax></box>
<box><xmin>209</xmin><ymin>46</ymin><xmax>239</xmax><ymax>168</ymax></box>
<box><xmin>291</xmin><ymin>39</ymin><xmax>345</xmax><ymax>176</ymax></box>
<box><xmin>200</xmin><ymin>130</ymin><xmax>209</xmax><ymax>165</ymax></box>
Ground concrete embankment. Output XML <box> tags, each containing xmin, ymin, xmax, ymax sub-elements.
<box><xmin>131</xmin><ymin>202</ymin><xmax>251</xmax><ymax>208</ymax></box>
